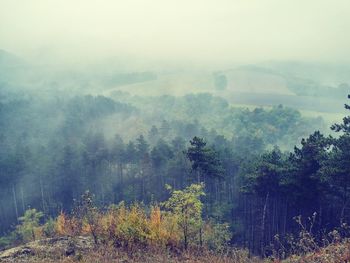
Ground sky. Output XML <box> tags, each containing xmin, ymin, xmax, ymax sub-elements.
<box><xmin>1</xmin><ymin>0</ymin><xmax>350</xmax><ymax>65</ymax></box>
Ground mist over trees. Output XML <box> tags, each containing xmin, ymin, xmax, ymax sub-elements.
<box><xmin>1</xmin><ymin>48</ymin><xmax>350</xmax><ymax>260</ymax></box>
<box><xmin>1</xmin><ymin>0</ymin><xmax>350</xmax><ymax>261</ymax></box>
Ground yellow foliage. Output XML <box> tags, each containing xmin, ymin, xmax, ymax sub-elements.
<box><xmin>87</xmin><ymin>202</ymin><xmax>181</xmax><ymax>248</ymax></box>
<box><xmin>55</xmin><ymin>212</ymin><xmax>82</xmax><ymax>236</ymax></box>
<box><xmin>55</xmin><ymin>212</ymin><xmax>67</xmax><ymax>236</ymax></box>
<box><xmin>33</xmin><ymin>227</ymin><xmax>44</xmax><ymax>240</ymax></box>
<box><xmin>148</xmin><ymin>206</ymin><xmax>180</xmax><ymax>246</ymax></box>
<box><xmin>51</xmin><ymin>198</ymin><xmax>224</xmax><ymax>250</ymax></box>
<box><xmin>13</xmin><ymin>188</ymin><xmax>229</xmax><ymax>252</ymax></box>
<box><xmin>82</xmin><ymin>221</ymin><xmax>92</xmax><ymax>235</ymax></box>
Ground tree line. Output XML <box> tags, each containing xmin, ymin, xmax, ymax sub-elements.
<box><xmin>0</xmin><ymin>92</ymin><xmax>340</xmax><ymax>257</ymax></box>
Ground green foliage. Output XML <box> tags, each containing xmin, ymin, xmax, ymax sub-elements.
<box><xmin>163</xmin><ymin>183</ymin><xmax>205</xmax><ymax>248</ymax></box>
<box><xmin>227</xmin><ymin>105</ymin><xmax>322</xmax><ymax>149</ymax></box>
<box><xmin>203</xmin><ymin>221</ymin><xmax>231</xmax><ymax>252</ymax></box>
<box><xmin>16</xmin><ymin>209</ymin><xmax>44</xmax><ymax>242</ymax></box>
<box><xmin>73</xmin><ymin>191</ymin><xmax>100</xmax><ymax>244</ymax></box>
<box><xmin>241</xmin><ymin>147</ymin><xmax>286</xmax><ymax>196</ymax></box>
<box><xmin>42</xmin><ymin>218</ymin><xmax>56</xmax><ymax>238</ymax></box>
<box><xmin>187</xmin><ymin>137</ymin><xmax>224</xmax><ymax>181</ymax></box>
<box><xmin>0</xmin><ymin>235</ymin><xmax>14</xmax><ymax>250</ymax></box>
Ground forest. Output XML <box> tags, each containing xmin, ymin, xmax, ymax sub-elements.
<box><xmin>1</xmin><ymin>71</ymin><xmax>350</xmax><ymax>260</ymax></box>
<box><xmin>2</xmin><ymin>1</ymin><xmax>350</xmax><ymax>261</ymax></box>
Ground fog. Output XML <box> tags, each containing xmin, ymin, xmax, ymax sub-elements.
<box><xmin>2</xmin><ymin>2</ymin><xmax>350</xmax><ymax>257</ymax></box>
<box><xmin>1</xmin><ymin>0</ymin><xmax>350</xmax><ymax>66</ymax></box>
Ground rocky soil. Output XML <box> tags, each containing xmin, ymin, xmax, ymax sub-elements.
<box><xmin>0</xmin><ymin>236</ymin><xmax>94</xmax><ymax>262</ymax></box>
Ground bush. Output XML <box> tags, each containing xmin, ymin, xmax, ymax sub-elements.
<box><xmin>42</xmin><ymin>218</ymin><xmax>56</xmax><ymax>238</ymax></box>
<box><xmin>203</xmin><ymin>221</ymin><xmax>231</xmax><ymax>252</ymax></box>
<box><xmin>0</xmin><ymin>235</ymin><xmax>13</xmax><ymax>250</ymax></box>
<box><xmin>16</xmin><ymin>209</ymin><xmax>44</xmax><ymax>242</ymax></box>
<box><xmin>0</xmin><ymin>186</ymin><xmax>232</xmax><ymax>254</ymax></box>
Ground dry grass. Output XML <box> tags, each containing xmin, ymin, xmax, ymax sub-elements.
<box><xmin>4</xmin><ymin>238</ymin><xmax>350</xmax><ymax>263</ymax></box>
<box><xmin>281</xmin><ymin>239</ymin><xmax>350</xmax><ymax>263</ymax></box>
<box><xmin>1</xmin><ymin>243</ymin><xmax>263</xmax><ymax>263</ymax></box>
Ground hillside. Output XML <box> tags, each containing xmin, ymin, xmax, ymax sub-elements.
<box><xmin>1</xmin><ymin>236</ymin><xmax>350</xmax><ymax>263</ymax></box>
<box><xmin>1</xmin><ymin>49</ymin><xmax>350</xmax><ymax>262</ymax></box>
<box><xmin>104</xmin><ymin>66</ymin><xmax>348</xmax><ymax>117</ymax></box>
<box><xmin>0</xmin><ymin>236</ymin><xmax>258</xmax><ymax>263</ymax></box>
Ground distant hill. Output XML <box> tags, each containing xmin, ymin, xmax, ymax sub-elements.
<box><xmin>224</xmin><ymin>68</ymin><xmax>293</xmax><ymax>95</ymax></box>
<box><xmin>0</xmin><ymin>49</ymin><xmax>24</xmax><ymax>68</ymax></box>
<box><xmin>0</xmin><ymin>51</ymin><xmax>347</xmax><ymax>115</ymax></box>
<box><xmin>259</xmin><ymin>60</ymin><xmax>350</xmax><ymax>85</ymax></box>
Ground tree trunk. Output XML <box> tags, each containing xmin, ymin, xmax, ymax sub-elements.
<box><xmin>119</xmin><ymin>163</ymin><xmax>124</xmax><ymax>200</ymax></box>
<box><xmin>20</xmin><ymin>186</ymin><xmax>25</xmax><ymax>213</ymax></box>
<box><xmin>341</xmin><ymin>183</ymin><xmax>348</xmax><ymax>224</ymax></box>
<box><xmin>101</xmin><ymin>183</ymin><xmax>105</xmax><ymax>205</ymax></box>
<box><xmin>341</xmin><ymin>199</ymin><xmax>348</xmax><ymax>224</ymax></box>
<box><xmin>261</xmin><ymin>191</ymin><xmax>270</xmax><ymax>256</ymax></box>
<box><xmin>184</xmin><ymin>225</ymin><xmax>188</xmax><ymax>249</ymax></box>
<box><xmin>283</xmin><ymin>201</ymin><xmax>287</xmax><ymax>235</ymax></box>
<box><xmin>199</xmin><ymin>226</ymin><xmax>203</xmax><ymax>247</ymax></box>
<box><xmin>40</xmin><ymin>177</ymin><xmax>45</xmax><ymax>213</ymax></box>
<box><xmin>12</xmin><ymin>184</ymin><xmax>19</xmax><ymax>222</ymax></box>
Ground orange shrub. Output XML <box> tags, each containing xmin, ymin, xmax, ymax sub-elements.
<box><xmin>55</xmin><ymin>212</ymin><xmax>82</xmax><ymax>237</ymax></box>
